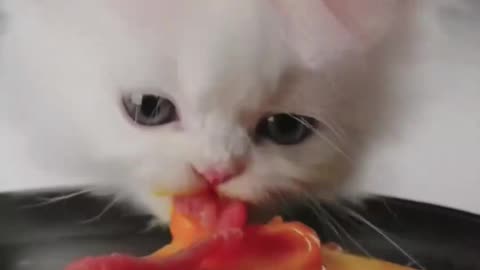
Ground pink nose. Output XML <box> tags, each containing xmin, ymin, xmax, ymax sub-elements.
<box><xmin>195</xmin><ymin>163</ymin><xmax>245</xmax><ymax>186</ymax></box>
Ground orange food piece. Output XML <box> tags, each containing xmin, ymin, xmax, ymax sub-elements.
<box><xmin>147</xmin><ymin>199</ymin><xmax>414</xmax><ymax>270</ymax></box>
<box><xmin>322</xmin><ymin>249</ymin><xmax>415</xmax><ymax>270</ymax></box>
<box><xmin>149</xmin><ymin>210</ymin><xmax>322</xmax><ymax>270</ymax></box>
<box><xmin>66</xmin><ymin>191</ymin><xmax>415</xmax><ymax>270</ymax></box>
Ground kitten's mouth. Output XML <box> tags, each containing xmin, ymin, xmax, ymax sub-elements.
<box><xmin>153</xmin><ymin>187</ymin><xmax>251</xmax><ymax>228</ymax></box>
<box><xmin>173</xmin><ymin>190</ymin><xmax>248</xmax><ymax>230</ymax></box>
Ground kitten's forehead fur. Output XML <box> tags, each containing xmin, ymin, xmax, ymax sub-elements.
<box><xmin>0</xmin><ymin>0</ymin><xmax>398</xmax><ymax>220</ymax></box>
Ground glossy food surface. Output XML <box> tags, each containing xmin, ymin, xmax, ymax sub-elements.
<box><xmin>2</xmin><ymin>189</ymin><xmax>479</xmax><ymax>270</ymax></box>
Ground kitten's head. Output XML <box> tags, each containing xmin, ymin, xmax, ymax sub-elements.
<box><xmin>2</xmin><ymin>0</ymin><xmax>398</xmax><ymax>219</ymax></box>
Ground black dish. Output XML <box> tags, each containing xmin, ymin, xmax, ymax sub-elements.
<box><xmin>0</xmin><ymin>189</ymin><xmax>479</xmax><ymax>270</ymax></box>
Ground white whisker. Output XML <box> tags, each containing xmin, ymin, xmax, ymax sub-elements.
<box><xmin>321</xmin><ymin>116</ymin><xmax>348</xmax><ymax>143</ymax></box>
<box><xmin>381</xmin><ymin>198</ymin><xmax>399</xmax><ymax>219</ymax></box>
<box><xmin>319</xmin><ymin>207</ymin><xmax>372</xmax><ymax>257</ymax></box>
<box><xmin>135</xmin><ymin>106</ymin><xmax>140</xmax><ymax>123</ymax></box>
<box><xmin>21</xmin><ymin>188</ymin><xmax>94</xmax><ymax>209</ymax></box>
<box><xmin>139</xmin><ymin>218</ymin><xmax>163</xmax><ymax>233</ymax></box>
<box><xmin>342</xmin><ymin>206</ymin><xmax>426</xmax><ymax>270</ymax></box>
<box><xmin>303</xmin><ymin>193</ymin><xmax>372</xmax><ymax>257</ymax></box>
<box><xmin>80</xmin><ymin>196</ymin><xmax>120</xmax><ymax>224</ymax></box>
<box><xmin>290</xmin><ymin>114</ymin><xmax>352</xmax><ymax>161</ymax></box>
<box><xmin>304</xmin><ymin>196</ymin><xmax>343</xmax><ymax>240</ymax></box>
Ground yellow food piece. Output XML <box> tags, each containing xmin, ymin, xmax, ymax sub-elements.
<box><xmin>322</xmin><ymin>248</ymin><xmax>415</xmax><ymax>270</ymax></box>
<box><xmin>149</xmin><ymin>206</ymin><xmax>415</xmax><ymax>270</ymax></box>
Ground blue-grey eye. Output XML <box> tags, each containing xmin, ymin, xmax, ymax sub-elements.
<box><xmin>255</xmin><ymin>113</ymin><xmax>318</xmax><ymax>145</ymax></box>
<box><xmin>122</xmin><ymin>94</ymin><xmax>177</xmax><ymax>126</ymax></box>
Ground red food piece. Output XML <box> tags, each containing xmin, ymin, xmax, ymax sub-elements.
<box><xmin>65</xmin><ymin>255</ymin><xmax>161</xmax><ymax>270</ymax></box>
<box><xmin>173</xmin><ymin>190</ymin><xmax>247</xmax><ymax>231</ymax></box>
<box><xmin>65</xmin><ymin>191</ymin><xmax>322</xmax><ymax>270</ymax></box>
<box><xmin>65</xmin><ymin>236</ymin><xmax>232</xmax><ymax>270</ymax></box>
<box><xmin>65</xmin><ymin>190</ymin><xmax>416</xmax><ymax>270</ymax></box>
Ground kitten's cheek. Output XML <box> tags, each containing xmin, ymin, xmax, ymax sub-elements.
<box><xmin>133</xmin><ymin>162</ymin><xmax>205</xmax><ymax>197</ymax></box>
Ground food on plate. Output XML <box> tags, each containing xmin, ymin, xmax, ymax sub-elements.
<box><xmin>65</xmin><ymin>191</ymin><xmax>414</xmax><ymax>270</ymax></box>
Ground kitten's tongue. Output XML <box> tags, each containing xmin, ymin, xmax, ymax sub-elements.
<box><xmin>173</xmin><ymin>191</ymin><xmax>247</xmax><ymax>231</ymax></box>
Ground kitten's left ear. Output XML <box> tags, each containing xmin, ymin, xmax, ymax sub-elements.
<box><xmin>323</xmin><ymin>0</ymin><xmax>399</xmax><ymax>47</ymax></box>
<box><xmin>269</xmin><ymin>0</ymin><xmax>401</xmax><ymax>69</ymax></box>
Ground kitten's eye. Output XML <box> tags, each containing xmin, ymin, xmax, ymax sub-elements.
<box><xmin>122</xmin><ymin>94</ymin><xmax>177</xmax><ymax>126</ymax></box>
<box><xmin>255</xmin><ymin>113</ymin><xmax>318</xmax><ymax>145</ymax></box>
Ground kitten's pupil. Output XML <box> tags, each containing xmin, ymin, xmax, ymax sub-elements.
<box><xmin>122</xmin><ymin>93</ymin><xmax>177</xmax><ymax>126</ymax></box>
<box><xmin>140</xmin><ymin>95</ymin><xmax>160</xmax><ymax>116</ymax></box>
<box><xmin>256</xmin><ymin>113</ymin><xmax>317</xmax><ymax>145</ymax></box>
<box><xmin>268</xmin><ymin>114</ymin><xmax>298</xmax><ymax>135</ymax></box>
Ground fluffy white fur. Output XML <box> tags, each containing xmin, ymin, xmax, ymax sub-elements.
<box><xmin>1</xmin><ymin>0</ymin><xmax>479</xmax><ymax>219</ymax></box>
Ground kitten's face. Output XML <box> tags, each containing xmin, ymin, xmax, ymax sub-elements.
<box><xmin>1</xmin><ymin>0</ymin><xmax>398</xmax><ymax>219</ymax></box>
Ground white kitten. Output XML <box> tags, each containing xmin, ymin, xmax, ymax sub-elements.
<box><xmin>3</xmin><ymin>0</ymin><xmax>477</xmax><ymax>220</ymax></box>
<box><xmin>0</xmin><ymin>0</ymin><xmax>397</xmax><ymax>219</ymax></box>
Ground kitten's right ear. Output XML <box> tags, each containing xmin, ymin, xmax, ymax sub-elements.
<box><xmin>269</xmin><ymin>0</ymin><xmax>400</xmax><ymax>69</ymax></box>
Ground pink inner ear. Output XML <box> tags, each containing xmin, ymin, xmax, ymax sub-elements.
<box><xmin>323</xmin><ymin>0</ymin><xmax>398</xmax><ymax>44</ymax></box>
<box><xmin>268</xmin><ymin>0</ymin><xmax>398</xmax><ymax>69</ymax></box>
<box><xmin>268</xmin><ymin>0</ymin><xmax>356</xmax><ymax>69</ymax></box>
